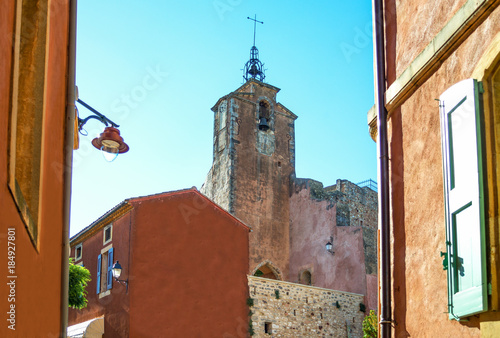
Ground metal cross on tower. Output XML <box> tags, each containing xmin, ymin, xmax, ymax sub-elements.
<box><xmin>243</xmin><ymin>14</ymin><xmax>266</xmax><ymax>82</ymax></box>
<box><xmin>247</xmin><ymin>15</ymin><xmax>263</xmax><ymax>47</ymax></box>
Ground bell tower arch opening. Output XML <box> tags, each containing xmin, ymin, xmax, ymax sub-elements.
<box><xmin>257</xmin><ymin>99</ymin><xmax>273</xmax><ymax>131</ymax></box>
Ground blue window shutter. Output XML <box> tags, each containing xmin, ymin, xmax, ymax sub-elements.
<box><xmin>439</xmin><ymin>79</ymin><xmax>487</xmax><ymax>319</ymax></box>
<box><xmin>107</xmin><ymin>248</ymin><xmax>114</xmax><ymax>290</ymax></box>
<box><xmin>96</xmin><ymin>254</ymin><xmax>102</xmax><ymax>294</ymax></box>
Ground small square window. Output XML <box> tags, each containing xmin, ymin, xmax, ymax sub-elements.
<box><xmin>103</xmin><ymin>224</ymin><xmax>112</xmax><ymax>245</ymax></box>
<box><xmin>264</xmin><ymin>322</ymin><xmax>272</xmax><ymax>334</ymax></box>
<box><xmin>75</xmin><ymin>243</ymin><xmax>82</xmax><ymax>261</ymax></box>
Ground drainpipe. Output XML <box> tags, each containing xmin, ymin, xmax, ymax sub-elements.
<box><xmin>61</xmin><ymin>0</ymin><xmax>77</xmax><ymax>336</ymax></box>
<box><xmin>372</xmin><ymin>0</ymin><xmax>391</xmax><ymax>337</ymax></box>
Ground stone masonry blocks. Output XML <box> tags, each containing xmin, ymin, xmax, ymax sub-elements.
<box><xmin>248</xmin><ymin>276</ymin><xmax>366</xmax><ymax>337</ymax></box>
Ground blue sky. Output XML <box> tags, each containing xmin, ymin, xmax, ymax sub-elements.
<box><xmin>70</xmin><ymin>0</ymin><xmax>376</xmax><ymax>236</ymax></box>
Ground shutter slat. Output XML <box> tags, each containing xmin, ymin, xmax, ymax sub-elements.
<box><xmin>107</xmin><ymin>248</ymin><xmax>114</xmax><ymax>290</ymax></box>
<box><xmin>96</xmin><ymin>254</ymin><xmax>102</xmax><ymax>294</ymax></box>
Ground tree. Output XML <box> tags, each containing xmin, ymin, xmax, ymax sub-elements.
<box><xmin>362</xmin><ymin>310</ymin><xmax>378</xmax><ymax>338</ymax></box>
<box><xmin>68</xmin><ymin>258</ymin><xmax>91</xmax><ymax>309</ymax></box>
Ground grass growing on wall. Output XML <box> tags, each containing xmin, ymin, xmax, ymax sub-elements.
<box><xmin>247</xmin><ymin>297</ymin><xmax>255</xmax><ymax>336</ymax></box>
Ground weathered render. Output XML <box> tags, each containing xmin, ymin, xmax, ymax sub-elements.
<box><xmin>369</xmin><ymin>0</ymin><xmax>500</xmax><ymax>336</ymax></box>
<box><xmin>68</xmin><ymin>189</ymin><xmax>250</xmax><ymax>337</ymax></box>
<box><xmin>0</xmin><ymin>0</ymin><xmax>74</xmax><ymax>336</ymax></box>
<box><xmin>202</xmin><ymin>79</ymin><xmax>297</xmax><ymax>280</ymax></box>
<box><xmin>289</xmin><ymin>179</ymin><xmax>378</xmax><ymax>311</ymax></box>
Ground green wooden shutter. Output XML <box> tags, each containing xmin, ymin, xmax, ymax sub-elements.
<box><xmin>96</xmin><ymin>254</ymin><xmax>102</xmax><ymax>294</ymax></box>
<box><xmin>107</xmin><ymin>248</ymin><xmax>114</xmax><ymax>290</ymax></box>
<box><xmin>439</xmin><ymin>79</ymin><xmax>487</xmax><ymax>319</ymax></box>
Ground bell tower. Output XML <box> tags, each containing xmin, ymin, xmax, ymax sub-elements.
<box><xmin>201</xmin><ymin>78</ymin><xmax>297</xmax><ymax>280</ymax></box>
<box><xmin>201</xmin><ymin>15</ymin><xmax>297</xmax><ymax>279</ymax></box>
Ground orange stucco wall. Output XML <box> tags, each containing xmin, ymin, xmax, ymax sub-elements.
<box><xmin>386</xmin><ymin>0</ymin><xmax>467</xmax><ymax>80</ymax></box>
<box><xmin>0</xmin><ymin>0</ymin><xmax>71</xmax><ymax>337</ymax></box>
<box><xmin>385</xmin><ymin>4</ymin><xmax>500</xmax><ymax>337</ymax></box>
<box><xmin>69</xmin><ymin>190</ymin><xmax>250</xmax><ymax>337</ymax></box>
<box><xmin>68</xmin><ymin>211</ymin><xmax>132</xmax><ymax>337</ymax></box>
<box><xmin>128</xmin><ymin>190</ymin><xmax>250</xmax><ymax>337</ymax></box>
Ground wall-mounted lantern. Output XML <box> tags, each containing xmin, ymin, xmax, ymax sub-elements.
<box><xmin>112</xmin><ymin>260</ymin><xmax>129</xmax><ymax>293</ymax></box>
<box><xmin>76</xmin><ymin>92</ymin><xmax>129</xmax><ymax>162</ymax></box>
<box><xmin>326</xmin><ymin>236</ymin><xmax>334</xmax><ymax>255</ymax></box>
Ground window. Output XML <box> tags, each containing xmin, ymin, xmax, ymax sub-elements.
<box><xmin>8</xmin><ymin>0</ymin><xmax>49</xmax><ymax>247</ymax></box>
<box><xmin>96</xmin><ymin>247</ymin><xmax>113</xmax><ymax>294</ymax></box>
<box><xmin>264</xmin><ymin>322</ymin><xmax>272</xmax><ymax>334</ymax></box>
<box><xmin>439</xmin><ymin>79</ymin><xmax>487</xmax><ymax>319</ymax></box>
<box><xmin>103</xmin><ymin>224</ymin><xmax>112</xmax><ymax>245</ymax></box>
<box><xmin>75</xmin><ymin>243</ymin><xmax>82</xmax><ymax>261</ymax></box>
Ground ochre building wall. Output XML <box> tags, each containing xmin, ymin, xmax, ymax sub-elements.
<box><xmin>383</xmin><ymin>3</ymin><xmax>500</xmax><ymax>337</ymax></box>
<box><xmin>128</xmin><ymin>190</ymin><xmax>250</xmax><ymax>338</ymax></box>
<box><xmin>0</xmin><ymin>0</ymin><xmax>71</xmax><ymax>336</ymax></box>
<box><xmin>248</xmin><ymin>276</ymin><xmax>366</xmax><ymax>337</ymax></box>
<box><xmin>386</xmin><ymin>0</ymin><xmax>467</xmax><ymax>81</ymax></box>
<box><xmin>68</xmin><ymin>211</ymin><xmax>132</xmax><ymax>338</ymax></box>
<box><xmin>70</xmin><ymin>190</ymin><xmax>250</xmax><ymax>337</ymax></box>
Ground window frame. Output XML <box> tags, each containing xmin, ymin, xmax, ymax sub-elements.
<box><xmin>103</xmin><ymin>224</ymin><xmax>113</xmax><ymax>245</ymax></box>
<box><xmin>96</xmin><ymin>245</ymin><xmax>113</xmax><ymax>295</ymax></box>
<box><xmin>74</xmin><ymin>243</ymin><xmax>82</xmax><ymax>261</ymax></box>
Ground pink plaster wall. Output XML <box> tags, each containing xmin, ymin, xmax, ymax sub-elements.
<box><xmin>289</xmin><ymin>186</ymin><xmax>369</xmax><ymax>298</ymax></box>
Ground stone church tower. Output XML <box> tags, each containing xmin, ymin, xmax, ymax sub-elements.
<box><xmin>202</xmin><ymin>41</ymin><xmax>378</xmax><ymax>313</ymax></box>
<box><xmin>201</xmin><ymin>74</ymin><xmax>297</xmax><ymax>280</ymax></box>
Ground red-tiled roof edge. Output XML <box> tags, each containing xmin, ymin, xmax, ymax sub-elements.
<box><xmin>125</xmin><ymin>187</ymin><xmax>196</xmax><ymax>203</ymax></box>
<box><xmin>128</xmin><ymin>187</ymin><xmax>251</xmax><ymax>232</ymax></box>
<box><xmin>70</xmin><ymin>201</ymin><xmax>132</xmax><ymax>244</ymax></box>
<box><xmin>71</xmin><ymin>187</ymin><xmax>252</xmax><ymax>244</ymax></box>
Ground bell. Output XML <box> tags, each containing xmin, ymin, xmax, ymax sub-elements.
<box><xmin>259</xmin><ymin>117</ymin><xmax>269</xmax><ymax>131</ymax></box>
<box><xmin>249</xmin><ymin>64</ymin><xmax>259</xmax><ymax>77</ymax></box>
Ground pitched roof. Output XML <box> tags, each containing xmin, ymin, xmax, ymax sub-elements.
<box><xmin>70</xmin><ymin>187</ymin><xmax>251</xmax><ymax>245</ymax></box>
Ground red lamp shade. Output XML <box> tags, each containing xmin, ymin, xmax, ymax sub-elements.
<box><xmin>91</xmin><ymin>126</ymin><xmax>129</xmax><ymax>154</ymax></box>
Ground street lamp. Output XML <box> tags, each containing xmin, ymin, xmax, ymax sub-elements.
<box><xmin>76</xmin><ymin>97</ymin><xmax>129</xmax><ymax>162</ymax></box>
<box><xmin>112</xmin><ymin>260</ymin><xmax>129</xmax><ymax>293</ymax></box>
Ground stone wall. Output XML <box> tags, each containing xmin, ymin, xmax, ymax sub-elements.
<box><xmin>248</xmin><ymin>276</ymin><xmax>366</xmax><ymax>337</ymax></box>
<box><xmin>326</xmin><ymin>179</ymin><xmax>378</xmax><ymax>229</ymax></box>
<box><xmin>200</xmin><ymin>99</ymin><xmax>235</xmax><ymax>212</ymax></box>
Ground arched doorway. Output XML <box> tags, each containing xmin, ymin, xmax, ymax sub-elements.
<box><xmin>252</xmin><ymin>261</ymin><xmax>282</xmax><ymax>280</ymax></box>
<box><xmin>299</xmin><ymin>270</ymin><xmax>312</xmax><ymax>286</ymax></box>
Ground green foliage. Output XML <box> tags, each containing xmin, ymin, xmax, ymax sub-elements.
<box><xmin>68</xmin><ymin>258</ymin><xmax>91</xmax><ymax>309</ymax></box>
<box><xmin>254</xmin><ymin>269</ymin><xmax>263</xmax><ymax>277</ymax></box>
<box><xmin>274</xmin><ymin>289</ymin><xmax>280</xmax><ymax>299</ymax></box>
<box><xmin>248</xmin><ymin>319</ymin><xmax>254</xmax><ymax>336</ymax></box>
<box><xmin>247</xmin><ymin>297</ymin><xmax>254</xmax><ymax>307</ymax></box>
<box><xmin>362</xmin><ymin>310</ymin><xmax>378</xmax><ymax>338</ymax></box>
